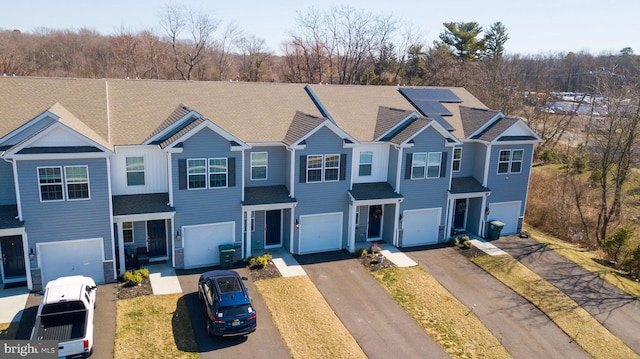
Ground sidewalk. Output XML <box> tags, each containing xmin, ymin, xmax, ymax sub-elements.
<box><xmin>148</xmin><ymin>263</ymin><xmax>183</xmax><ymax>294</ymax></box>
<box><xmin>0</xmin><ymin>286</ymin><xmax>29</xmax><ymax>323</ymax></box>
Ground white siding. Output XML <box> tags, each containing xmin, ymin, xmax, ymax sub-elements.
<box><xmin>111</xmin><ymin>146</ymin><xmax>168</xmax><ymax>195</ymax></box>
<box><xmin>352</xmin><ymin>143</ymin><xmax>389</xmax><ymax>183</ymax></box>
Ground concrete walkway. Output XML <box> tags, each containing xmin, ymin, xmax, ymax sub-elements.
<box><xmin>0</xmin><ymin>286</ymin><xmax>30</xmax><ymax>323</ymax></box>
<box><xmin>469</xmin><ymin>238</ymin><xmax>507</xmax><ymax>256</ymax></box>
<box><xmin>148</xmin><ymin>263</ymin><xmax>183</xmax><ymax>294</ymax></box>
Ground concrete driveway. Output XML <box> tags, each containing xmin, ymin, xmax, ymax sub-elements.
<box><xmin>295</xmin><ymin>250</ymin><xmax>449</xmax><ymax>359</ymax></box>
<box><xmin>495</xmin><ymin>235</ymin><xmax>640</xmax><ymax>354</ymax></box>
<box><xmin>175</xmin><ymin>266</ymin><xmax>289</xmax><ymax>359</ymax></box>
<box><xmin>405</xmin><ymin>245</ymin><xmax>590</xmax><ymax>359</ymax></box>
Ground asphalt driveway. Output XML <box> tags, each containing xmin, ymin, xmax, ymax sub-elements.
<box><xmin>405</xmin><ymin>245</ymin><xmax>590</xmax><ymax>359</ymax></box>
<box><xmin>295</xmin><ymin>250</ymin><xmax>449</xmax><ymax>359</ymax></box>
<box><xmin>175</xmin><ymin>266</ymin><xmax>289</xmax><ymax>359</ymax></box>
<box><xmin>494</xmin><ymin>235</ymin><xmax>640</xmax><ymax>354</ymax></box>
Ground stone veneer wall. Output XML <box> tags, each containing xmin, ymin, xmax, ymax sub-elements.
<box><xmin>174</xmin><ymin>248</ymin><xmax>184</xmax><ymax>268</ymax></box>
<box><xmin>103</xmin><ymin>260</ymin><xmax>115</xmax><ymax>283</ymax></box>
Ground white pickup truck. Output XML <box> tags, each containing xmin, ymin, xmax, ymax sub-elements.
<box><xmin>31</xmin><ymin>276</ymin><xmax>97</xmax><ymax>359</ymax></box>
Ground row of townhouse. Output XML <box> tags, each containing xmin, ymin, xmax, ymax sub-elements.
<box><xmin>0</xmin><ymin>77</ymin><xmax>541</xmax><ymax>291</ymax></box>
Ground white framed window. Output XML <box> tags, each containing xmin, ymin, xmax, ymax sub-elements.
<box><xmin>65</xmin><ymin>166</ymin><xmax>90</xmax><ymax>200</ymax></box>
<box><xmin>187</xmin><ymin>159</ymin><xmax>207</xmax><ymax>189</ymax></box>
<box><xmin>244</xmin><ymin>212</ymin><xmax>255</xmax><ymax>232</ymax></box>
<box><xmin>411</xmin><ymin>152</ymin><xmax>442</xmax><ymax>179</ymax></box>
<box><xmin>307</xmin><ymin>155</ymin><xmax>323</xmax><ymax>183</ymax></box>
<box><xmin>123</xmin><ymin>222</ymin><xmax>134</xmax><ymax>243</ymax></box>
<box><xmin>452</xmin><ymin>148</ymin><xmax>462</xmax><ymax>172</ymax></box>
<box><xmin>250</xmin><ymin>152</ymin><xmax>268</xmax><ymax>180</ymax></box>
<box><xmin>38</xmin><ymin>166</ymin><xmax>63</xmax><ymax>201</ymax></box>
<box><xmin>324</xmin><ymin>154</ymin><xmax>340</xmax><ymax>182</ymax></box>
<box><xmin>126</xmin><ymin>156</ymin><xmax>145</xmax><ymax>186</ymax></box>
<box><xmin>497</xmin><ymin>149</ymin><xmax>524</xmax><ymax>174</ymax></box>
<box><xmin>359</xmin><ymin>151</ymin><xmax>373</xmax><ymax>176</ymax></box>
<box><xmin>209</xmin><ymin>158</ymin><xmax>228</xmax><ymax>188</ymax></box>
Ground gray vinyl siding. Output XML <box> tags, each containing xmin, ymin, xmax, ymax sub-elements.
<box><xmin>399</xmin><ymin>127</ymin><xmax>450</xmax><ymax>226</ymax></box>
<box><xmin>245</xmin><ymin>146</ymin><xmax>287</xmax><ymax>187</ymax></box>
<box><xmin>382</xmin><ymin>203</ymin><xmax>396</xmax><ymax>240</ymax></box>
<box><xmin>17</xmin><ymin>157</ymin><xmax>113</xmax><ymax>260</ymax></box>
<box><xmin>387</xmin><ymin>146</ymin><xmax>399</xmax><ymax>189</ymax></box>
<box><xmin>485</xmin><ymin>143</ymin><xmax>534</xmax><ymax>214</ymax></box>
<box><xmin>453</xmin><ymin>142</ymin><xmax>478</xmax><ymax>178</ymax></box>
<box><xmin>172</xmin><ymin>128</ymin><xmax>243</xmax><ymax>240</ymax></box>
<box><xmin>293</xmin><ymin>126</ymin><xmax>351</xmax><ymax>249</ymax></box>
<box><xmin>471</xmin><ymin>142</ymin><xmax>488</xmax><ymax>183</ymax></box>
<box><xmin>0</xmin><ymin>159</ymin><xmax>16</xmax><ymax>205</ymax></box>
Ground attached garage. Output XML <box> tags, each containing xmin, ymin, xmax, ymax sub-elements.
<box><xmin>298</xmin><ymin>213</ymin><xmax>342</xmax><ymax>254</ymax></box>
<box><xmin>488</xmin><ymin>201</ymin><xmax>521</xmax><ymax>235</ymax></box>
<box><xmin>183</xmin><ymin>222</ymin><xmax>235</xmax><ymax>268</ymax></box>
<box><xmin>38</xmin><ymin>238</ymin><xmax>105</xmax><ymax>285</ymax></box>
<box><xmin>402</xmin><ymin>208</ymin><xmax>441</xmax><ymax>246</ymax></box>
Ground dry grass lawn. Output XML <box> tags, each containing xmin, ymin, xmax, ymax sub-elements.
<box><xmin>524</xmin><ymin>224</ymin><xmax>640</xmax><ymax>298</ymax></box>
<box><xmin>115</xmin><ymin>293</ymin><xmax>198</xmax><ymax>359</ymax></box>
<box><xmin>472</xmin><ymin>254</ymin><xmax>639</xmax><ymax>359</ymax></box>
<box><xmin>372</xmin><ymin>266</ymin><xmax>512</xmax><ymax>359</ymax></box>
<box><xmin>255</xmin><ymin>276</ymin><xmax>366</xmax><ymax>359</ymax></box>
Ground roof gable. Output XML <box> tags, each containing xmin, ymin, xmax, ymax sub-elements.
<box><xmin>284</xmin><ymin>111</ymin><xmax>358</xmax><ymax>147</ymax></box>
<box><xmin>459</xmin><ymin>106</ymin><xmax>502</xmax><ymax>139</ymax></box>
<box><xmin>161</xmin><ymin>118</ymin><xmax>249</xmax><ymax>151</ymax></box>
<box><xmin>386</xmin><ymin>117</ymin><xmax>461</xmax><ymax>146</ymax></box>
<box><xmin>472</xmin><ymin>117</ymin><xmax>541</xmax><ymax>143</ymax></box>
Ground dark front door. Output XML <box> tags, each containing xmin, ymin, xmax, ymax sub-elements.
<box><xmin>147</xmin><ymin>220</ymin><xmax>167</xmax><ymax>257</ymax></box>
<box><xmin>453</xmin><ymin>199</ymin><xmax>467</xmax><ymax>229</ymax></box>
<box><xmin>368</xmin><ymin>205</ymin><xmax>382</xmax><ymax>238</ymax></box>
<box><xmin>1</xmin><ymin>235</ymin><xmax>26</xmax><ymax>279</ymax></box>
<box><xmin>265</xmin><ymin>210</ymin><xmax>282</xmax><ymax>247</ymax></box>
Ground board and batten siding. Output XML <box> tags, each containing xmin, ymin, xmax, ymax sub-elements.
<box><xmin>293</xmin><ymin>126</ymin><xmax>351</xmax><ymax>249</ymax></box>
<box><xmin>352</xmin><ymin>143</ymin><xmax>389</xmax><ymax>184</ymax></box>
<box><xmin>17</xmin><ymin>157</ymin><xmax>114</xmax><ymax>260</ymax></box>
<box><xmin>485</xmin><ymin>143</ymin><xmax>534</xmax><ymax>214</ymax></box>
<box><xmin>110</xmin><ymin>146</ymin><xmax>168</xmax><ymax>195</ymax></box>
<box><xmin>0</xmin><ymin>159</ymin><xmax>16</xmax><ymax>205</ymax></box>
<box><xmin>387</xmin><ymin>146</ymin><xmax>400</xmax><ymax>189</ymax></box>
<box><xmin>399</xmin><ymin>127</ymin><xmax>451</xmax><ymax>219</ymax></box>
<box><xmin>171</xmin><ymin>128</ymin><xmax>243</xmax><ymax>240</ymax></box>
<box><xmin>244</xmin><ymin>145</ymin><xmax>287</xmax><ymax>187</ymax></box>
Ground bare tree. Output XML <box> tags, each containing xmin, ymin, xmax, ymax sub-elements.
<box><xmin>160</xmin><ymin>5</ymin><xmax>219</xmax><ymax>80</ymax></box>
<box><xmin>238</xmin><ymin>35</ymin><xmax>269</xmax><ymax>82</ymax></box>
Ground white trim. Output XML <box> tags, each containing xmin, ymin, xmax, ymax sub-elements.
<box><xmin>483</xmin><ymin>143</ymin><xmax>491</xmax><ymax>186</ymax></box>
<box><xmin>288</xmin><ymin>148</ymin><xmax>295</xmax><ymax>198</ymax></box>
<box><xmin>10</xmin><ymin>152</ymin><xmax>110</xmax><ymax>161</ymax></box>
<box><xmin>37</xmin><ymin>166</ymin><xmax>64</xmax><ymax>202</ymax></box>
<box><xmin>250</xmin><ymin>152</ymin><xmax>268</xmax><ymax>181</ymax></box>
<box><xmin>125</xmin><ymin>156</ymin><xmax>145</xmax><ymax>186</ymax></box>
<box><xmin>161</xmin><ymin>119</ymin><xmax>250</xmax><ymax>151</ymax></box>
<box><xmin>452</xmin><ymin>148</ymin><xmax>462</xmax><ymax>172</ymax></box>
<box><xmin>167</xmin><ymin>153</ymin><xmax>174</xmax><ymax>206</ymax></box>
<box><xmin>143</xmin><ymin>110</ymin><xmax>202</xmax><ymax>145</ymax></box>
<box><xmin>64</xmin><ymin>165</ymin><xmax>91</xmax><ymax>201</ymax></box>
<box><xmin>113</xmin><ymin>211</ymin><xmax>175</xmax><ymax>222</ymax></box>
<box><xmin>0</xmin><ymin>234</ymin><xmax>27</xmax><ymax>284</ymax></box>
<box><xmin>241</xmin><ymin>202</ymin><xmax>296</xmax><ymax>212</ymax></box>
<box><xmin>10</xmin><ymin>159</ymin><xmax>23</xmax><ymax>221</ymax></box>
<box><xmin>395</xmin><ymin>146</ymin><xmax>403</xmax><ymax>193</ymax></box>
<box><xmin>290</xmin><ymin>119</ymin><xmax>359</xmax><ymax>147</ymax></box>
<box><xmin>410</xmin><ymin>152</ymin><xmax>442</xmax><ymax>180</ymax></box>
<box><xmin>106</xmin><ymin>157</ymin><xmax>117</xmax><ymax>279</ymax></box>
<box><xmin>375</xmin><ymin>113</ymin><xmax>420</xmax><ymax>141</ymax></box>
<box><xmin>187</xmin><ymin>157</ymin><xmax>229</xmax><ymax>190</ymax></box>
<box><xmin>0</xmin><ymin>110</ymin><xmax>57</xmax><ymax>146</ymax></box>
<box><xmin>496</xmin><ymin>149</ymin><xmax>524</xmax><ymax>175</ymax></box>
<box><xmin>399</xmin><ymin>120</ymin><xmax>462</xmax><ymax>147</ymax></box>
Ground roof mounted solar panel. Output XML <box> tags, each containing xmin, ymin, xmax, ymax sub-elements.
<box><xmin>429</xmin><ymin>114</ymin><xmax>456</xmax><ymax>132</ymax></box>
<box><xmin>399</xmin><ymin>88</ymin><xmax>462</xmax><ymax>103</ymax></box>
<box><xmin>412</xmin><ymin>99</ymin><xmax>452</xmax><ymax>116</ymax></box>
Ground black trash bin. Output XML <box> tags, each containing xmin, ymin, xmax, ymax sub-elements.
<box><xmin>219</xmin><ymin>244</ymin><xmax>235</xmax><ymax>269</ymax></box>
<box><xmin>487</xmin><ymin>220</ymin><xmax>505</xmax><ymax>240</ymax></box>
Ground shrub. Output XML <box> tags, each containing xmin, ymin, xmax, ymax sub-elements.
<box><xmin>247</xmin><ymin>256</ymin><xmax>257</xmax><ymax>266</ymax></box>
<box><xmin>354</xmin><ymin>247</ymin><xmax>367</xmax><ymax>258</ymax></box>
<box><xmin>622</xmin><ymin>245</ymin><xmax>640</xmax><ymax>278</ymax></box>
<box><xmin>539</xmin><ymin>148</ymin><xmax>557</xmax><ymax>163</ymax></box>
<box><xmin>123</xmin><ymin>271</ymin><xmax>143</xmax><ymax>285</ymax></box>
<box><xmin>602</xmin><ymin>227</ymin><xmax>634</xmax><ymax>264</ymax></box>
<box><xmin>136</xmin><ymin>268</ymin><xmax>150</xmax><ymax>278</ymax></box>
<box><xmin>448</xmin><ymin>237</ymin><xmax>460</xmax><ymax>247</ymax></box>
<box><xmin>461</xmin><ymin>240</ymin><xmax>472</xmax><ymax>249</ymax></box>
<box><xmin>251</xmin><ymin>253</ymin><xmax>272</xmax><ymax>268</ymax></box>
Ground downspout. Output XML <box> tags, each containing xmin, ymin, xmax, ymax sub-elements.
<box><xmin>395</xmin><ymin>145</ymin><xmax>403</xmax><ymax>193</ymax></box>
<box><xmin>167</xmin><ymin>153</ymin><xmax>173</xmax><ymax>207</ymax></box>
<box><xmin>106</xmin><ymin>156</ymin><xmax>117</xmax><ymax>279</ymax></box>
<box><xmin>287</xmin><ymin>147</ymin><xmax>295</xmax><ymax>197</ymax></box>
<box><xmin>482</xmin><ymin>142</ymin><xmax>491</xmax><ymax>187</ymax></box>
<box><xmin>241</xmin><ymin>149</ymin><xmax>245</xmax><ymax>202</ymax></box>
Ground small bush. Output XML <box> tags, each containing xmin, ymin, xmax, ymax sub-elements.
<box><xmin>461</xmin><ymin>240</ymin><xmax>472</xmax><ymax>249</ymax></box>
<box><xmin>354</xmin><ymin>247</ymin><xmax>367</xmax><ymax>258</ymax></box>
<box><xmin>602</xmin><ymin>227</ymin><xmax>634</xmax><ymax>264</ymax></box>
<box><xmin>123</xmin><ymin>271</ymin><xmax>143</xmax><ymax>285</ymax></box>
<box><xmin>247</xmin><ymin>256</ymin><xmax>257</xmax><ymax>266</ymax></box>
<box><xmin>448</xmin><ymin>237</ymin><xmax>460</xmax><ymax>247</ymax></box>
<box><xmin>136</xmin><ymin>268</ymin><xmax>150</xmax><ymax>278</ymax></box>
<box><xmin>261</xmin><ymin>253</ymin><xmax>273</xmax><ymax>262</ymax></box>
<box><xmin>251</xmin><ymin>253</ymin><xmax>272</xmax><ymax>269</ymax></box>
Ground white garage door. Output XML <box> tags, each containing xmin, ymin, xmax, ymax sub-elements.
<box><xmin>402</xmin><ymin>208</ymin><xmax>441</xmax><ymax>246</ymax></box>
<box><xmin>39</xmin><ymin>238</ymin><xmax>104</xmax><ymax>285</ymax></box>
<box><xmin>183</xmin><ymin>222</ymin><xmax>235</xmax><ymax>268</ymax></box>
<box><xmin>299</xmin><ymin>213</ymin><xmax>342</xmax><ymax>254</ymax></box>
<box><xmin>488</xmin><ymin>201</ymin><xmax>521</xmax><ymax>235</ymax></box>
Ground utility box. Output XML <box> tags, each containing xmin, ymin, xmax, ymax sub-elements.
<box><xmin>488</xmin><ymin>221</ymin><xmax>505</xmax><ymax>240</ymax></box>
<box><xmin>219</xmin><ymin>244</ymin><xmax>235</xmax><ymax>269</ymax></box>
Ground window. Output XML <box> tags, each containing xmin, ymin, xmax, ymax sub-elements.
<box><xmin>209</xmin><ymin>158</ymin><xmax>228</xmax><ymax>188</ymax></box>
<box><xmin>38</xmin><ymin>167</ymin><xmax>63</xmax><ymax>201</ymax></box>
<box><xmin>498</xmin><ymin>149</ymin><xmax>524</xmax><ymax>174</ymax></box>
<box><xmin>123</xmin><ymin>222</ymin><xmax>134</xmax><ymax>243</ymax></box>
<box><xmin>307</xmin><ymin>155</ymin><xmax>323</xmax><ymax>183</ymax></box>
<box><xmin>250</xmin><ymin>152</ymin><xmax>268</xmax><ymax>180</ymax></box>
<box><xmin>38</xmin><ymin>166</ymin><xmax>90</xmax><ymax>201</ymax></box>
<box><xmin>359</xmin><ymin>151</ymin><xmax>373</xmax><ymax>176</ymax></box>
<box><xmin>411</xmin><ymin>152</ymin><xmax>442</xmax><ymax>179</ymax></box>
<box><xmin>324</xmin><ymin>154</ymin><xmax>340</xmax><ymax>181</ymax></box>
<box><xmin>187</xmin><ymin>159</ymin><xmax>207</xmax><ymax>189</ymax></box>
<box><xmin>126</xmin><ymin>157</ymin><xmax>145</xmax><ymax>186</ymax></box>
<box><xmin>452</xmin><ymin>148</ymin><xmax>462</xmax><ymax>172</ymax></box>
<box><xmin>244</xmin><ymin>212</ymin><xmax>255</xmax><ymax>232</ymax></box>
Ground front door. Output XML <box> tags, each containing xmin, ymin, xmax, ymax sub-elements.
<box><xmin>453</xmin><ymin>199</ymin><xmax>467</xmax><ymax>229</ymax></box>
<box><xmin>265</xmin><ymin>210</ymin><xmax>282</xmax><ymax>247</ymax></box>
<box><xmin>1</xmin><ymin>235</ymin><xmax>26</xmax><ymax>280</ymax></box>
<box><xmin>368</xmin><ymin>205</ymin><xmax>382</xmax><ymax>238</ymax></box>
<box><xmin>147</xmin><ymin>220</ymin><xmax>167</xmax><ymax>258</ymax></box>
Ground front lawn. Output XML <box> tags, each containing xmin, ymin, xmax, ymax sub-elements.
<box><xmin>115</xmin><ymin>293</ymin><xmax>198</xmax><ymax>359</ymax></box>
<box><xmin>255</xmin><ymin>276</ymin><xmax>366</xmax><ymax>359</ymax></box>
<box><xmin>472</xmin><ymin>254</ymin><xmax>638</xmax><ymax>359</ymax></box>
<box><xmin>371</xmin><ymin>266</ymin><xmax>511</xmax><ymax>359</ymax></box>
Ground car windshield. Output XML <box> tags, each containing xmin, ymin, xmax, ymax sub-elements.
<box><xmin>217</xmin><ymin>304</ymin><xmax>253</xmax><ymax>318</ymax></box>
<box><xmin>214</xmin><ymin>276</ymin><xmax>242</xmax><ymax>293</ymax></box>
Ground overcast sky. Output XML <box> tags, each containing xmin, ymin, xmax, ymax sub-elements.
<box><xmin>0</xmin><ymin>0</ymin><xmax>637</xmax><ymax>56</ymax></box>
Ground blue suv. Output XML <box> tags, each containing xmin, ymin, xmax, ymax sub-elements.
<box><xmin>198</xmin><ymin>270</ymin><xmax>257</xmax><ymax>337</ymax></box>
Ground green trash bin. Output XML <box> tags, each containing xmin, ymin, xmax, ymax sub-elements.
<box><xmin>488</xmin><ymin>220</ymin><xmax>505</xmax><ymax>240</ymax></box>
<box><xmin>219</xmin><ymin>244</ymin><xmax>235</xmax><ymax>269</ymax></box>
